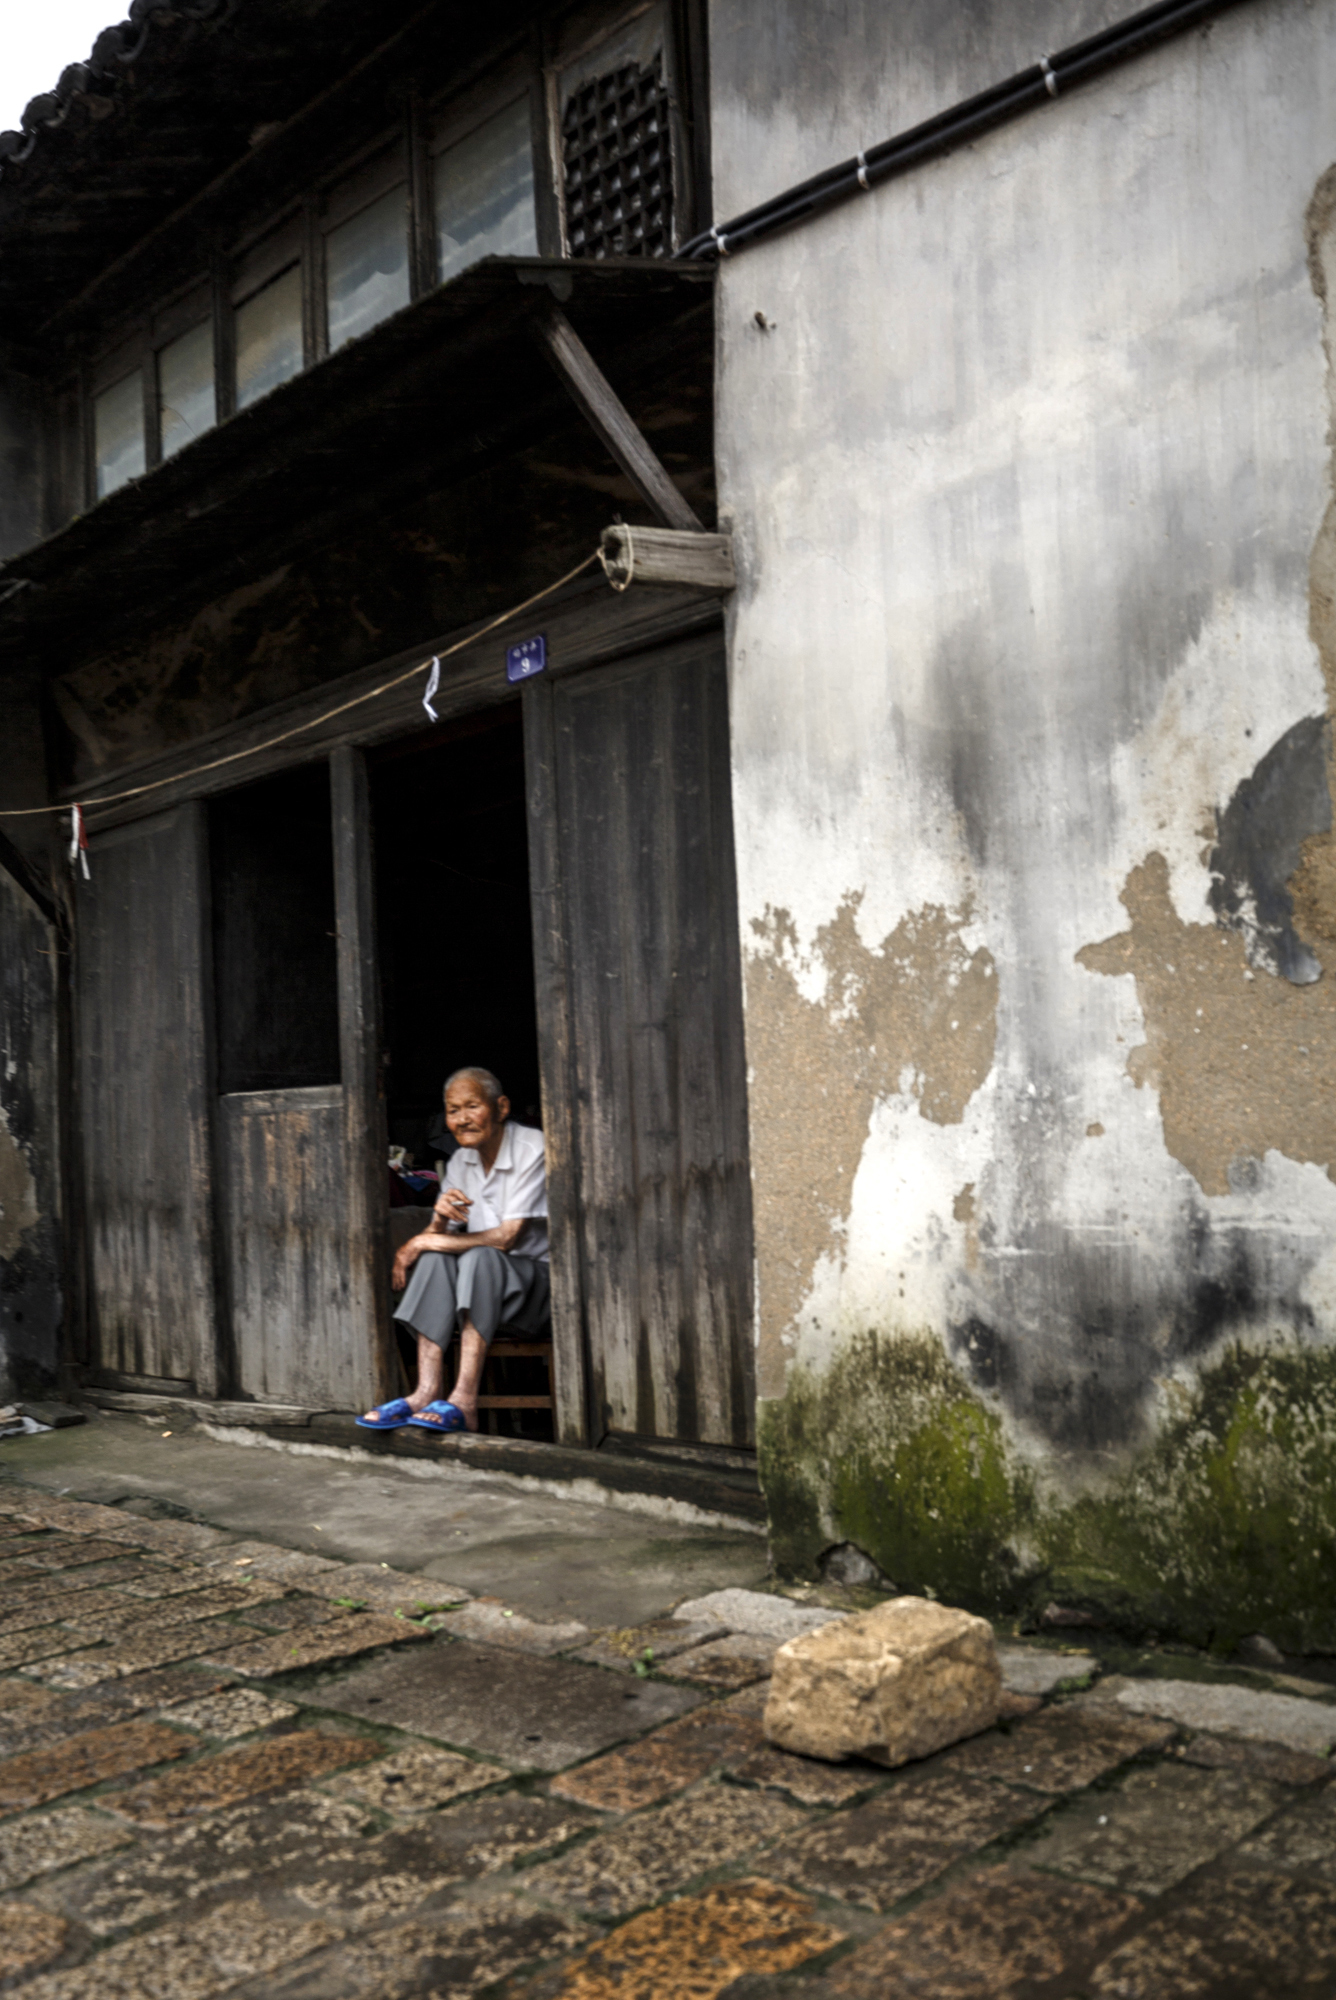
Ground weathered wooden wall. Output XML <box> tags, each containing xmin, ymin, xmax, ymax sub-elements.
<box><xmin>0</xmin><ymin>863</ymin><xmax>62</xmax><ymax>1399</ymax></box>
<box><xmin>218</xmin><ymin>1084</ymin><xmax>376</xmax><ymax>1408</ymax></box>
<box><xmin>529</xmin><ymin>630</ymin><xmax>755</xmax><ymax>1447</ymax></box>
<box><xmin>77</xmin><ymin>806</ymin><xmax>219</xmax><ymax>1392</ymax></box>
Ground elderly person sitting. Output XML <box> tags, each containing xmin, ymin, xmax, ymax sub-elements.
<box><xmin>358</xmin><ymin>1067</ymin><xmax>549</xmax><ymax>1436</ymax></box>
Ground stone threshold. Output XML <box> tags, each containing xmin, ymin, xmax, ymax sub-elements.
<box><xmin>79</xmin><ymin>1388</ymin><xmax>768</xmax><ymax>1529</ymax></box>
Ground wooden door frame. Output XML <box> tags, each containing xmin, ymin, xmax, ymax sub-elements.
<box><xmin>330</xmin><ymin>746</ymin><xmax>396</xmax><ymax>1408</ymax></box>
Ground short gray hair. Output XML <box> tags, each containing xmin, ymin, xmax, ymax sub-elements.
<box><xmin>444</xmin><ymin>1066</ymin><xmax>504</xmax><ymax>1107</ymax></box>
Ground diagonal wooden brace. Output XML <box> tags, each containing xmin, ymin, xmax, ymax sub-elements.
<box><xmin>532</xmin><ymin>303</ymin><xmax>703</xmax><ymax>534</ymax></box>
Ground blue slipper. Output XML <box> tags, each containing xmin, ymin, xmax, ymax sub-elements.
<box><xmin>355</xmin><ymin>1398</ymin><xmax>414</xmax><ymax>1431</ymax></box>
<box><xmin>405</xmin><ymin>1400</ymin><xmax>470</xmax><ymax>1434</ymax></box>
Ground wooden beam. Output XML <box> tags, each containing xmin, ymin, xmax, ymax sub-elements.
<box><xmin>330</xmin><ymin>746</ymin><xmax>394</xmax><ymax>1409</ymax></box>
<box><xmin>532</xmin><ymin>304</ymin><xmax>703</xmax><ymax>533</ymax></box>
<box><xmin>599</xmin><ymin>524</ymin><xmax>735</xmax><ymax>592</ymax></box>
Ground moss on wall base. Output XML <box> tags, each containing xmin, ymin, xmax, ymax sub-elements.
<box><xmin>759</xmin><ymin>1332</ymin><xmax>1336</xmax><ymax>1653</ymax></box>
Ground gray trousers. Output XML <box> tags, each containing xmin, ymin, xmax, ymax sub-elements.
<box><xmin>393</xmin><ymin>1247</ymin><xmax>550</xmax><ymax>1352</ymax></box>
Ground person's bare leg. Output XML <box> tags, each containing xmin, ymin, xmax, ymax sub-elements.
<box><xmin>363</xmin><ymin>1332</ymin><xmax>443</xmax><ymax>1420</ymax></box>
<box><xmin>444</xmin><ymin>1321</ymin><xmax>487</xmax><ymax>1432</ymax></box>
<box><xmin>406</xmin><ymin>1334</ymin><xmax>444</xmax><ymax>1413</ymax></box>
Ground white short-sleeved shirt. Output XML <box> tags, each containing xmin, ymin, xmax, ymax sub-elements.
<box><xmin>445</xmin><ymin>1121</ymin><xmax>549</xmax><ymax>1263</ymax></box>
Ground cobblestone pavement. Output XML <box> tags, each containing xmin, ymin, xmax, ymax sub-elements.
<box><xmin>2</xmin><ymin>1484</ymin><xmax>1336</xmax><ymax>1997</ymax></box>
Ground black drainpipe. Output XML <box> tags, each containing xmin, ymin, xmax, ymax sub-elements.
<box><xmin>678</xmin><ymin>0</ymin><xmax>1254</xmax><ymax>261</ymax></box>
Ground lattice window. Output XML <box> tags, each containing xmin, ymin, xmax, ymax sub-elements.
<box><xmin>562</xmin><ymin>54</ymin><xmax>673</xmax><ymax>259</ymax></box>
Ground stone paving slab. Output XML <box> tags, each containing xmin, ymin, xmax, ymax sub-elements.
<box><xmin>107</xmin><ymin>1728</ymin><xmax>379</xmax><ymax>1826</ymax></box>
<box><xmin>1111</xmin><ymin>1675</ymin><xmax>1336</xmax><ymax>1754</ymax></box>
<box><xmin>523</xmin><ymin>1782</ymin><xmax>808</xmax><ymax>1917</ymax></box>
<box><xmin>322</xmin><ymin>1740</ymin><xmax>508</xmax><ymax>1815</ymax></box>
<box><xmin>29</xmin><ymin>1790</ymin><xmax>376</xmax><ymax>1937</ymax></box>
<box><xmin>1177</xmin><ymin>1730</ymin><xmax>1334</xmax><ymax>1787</ymax></box>
<box><xmin>161</xmin><ymin>1687</ymin><xmax>300</xmax><ymax>1739</ymax></box>
<box><xmin>570</xmin><ymin>1619</ymin><xmax>720</xmax><ymax>1674</ymax></box>
<box><xmin>1085</xmin><ymin>1859</ymin><xmax>1336</xmax><ymax>1995</ymax></box>
<box><xmin>25</xmin><ymin>1623</ymin><xmax>271</xmax><ymax>1689</ymax></box>
<box><xmin>1239</xmin><ymin>1780</ymin><xmax>1336</xmax><ymax>1881</ymax></box>
<box><xmin>520</xmin><ymin>1878</ymin><xmax>845</xmax><ymax>2000</ymax></box>
<box><xmin>823</xmin><ymin>1863</ymin><xmax>1141</xmax><ymax>1997</ymax></box>
<box><xmin>0</xmin><ymin>1717</ymin><xmax>190</xmax><ymax>1816</ymax></box>
<box><xmin>1022</xmin><ymin>1761</ymin><xmax>1287</xmax><ymax>1896</ymax></box>
<box><xmin>672</xmin><ymin>1590</ymin><xmax>844</xmax><ymax>1641</ymax></box>
<box><xmin>309</xmin><ymin>1638</ymin><xmax>700</xmax><ymax>1771</ymax></box>
<box><xmin>660</xmin><ymin>1633</ymin><xmax>777</xmax><ymax>1690</ymax></box>
<box><xmin>436</xmin><ymin>1601</ymin><xmax>590</xmax><ymax>1655</ymax></box>
<box><xmin>312</xmin><ymin>1561</ymin><xmax>472</xmax><ymax>1613</ymax></box>
<box><xmin>945</xmin><ymin>1704</ymin><xmax>1174</xmax><ymax>1794</ymax></box>
<box><xmin>203</xmin><ymin>1609</ymin><xmax>429</xmax><ymax>1678</ymax></box>
<box><xmin>995</xmin><ymin>1645</ymin><xmax>1099</xmax><ymax>1695</ymax></box>
<box><xmin>0</xmin><ymin>1671</ymin><xmax>232</xmax><ymax>1755</ymax></box>
<box><xmin>3</xmin><ymin>1586</ymin><xmax>158</xmax><ymax>1636</ymax></box>
<box><xmin>0</xmin><ymin>1626</ymin><xmax>101</xmax><ymax>1673</ymax></box>
<box><xmin>0</xmin><ymin>1902</ymin><xmax>71</xmax><ymax>1985</ymax></box>
<box><xmin>254</xmin><ymin>1892</ymin><xmax>593</xmax><ymax>1999</ymax></box>
<box><xmin>0</xmin><ymin>1805</ymin><xmax>134</xmax><ymax>1893</ymax></box>
<box><xmin>764</xmin><ymin>1769</ymin><xmax>1050</xmax><ymax>1913</ymax></box>
<box><xmin>22</xmin><ymin>1891</ymin><xmax>339</xmax><ymax>2000</ymax></box>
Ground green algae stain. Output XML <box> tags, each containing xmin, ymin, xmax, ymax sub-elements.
<box><xmin>1042</xmin><ymin>1344</ymin><xmax>1336</xmax><ymax>1655</ymax></box>
<box><xmin>760</xmin><ymin>1332</ymin><xmax>1336</xmax><ymax>1653</ymax></box>
<box><xmin>758</xmin><ymin>1329</ymin><xmax>1031</xmax><ymax>1611</ymax></box>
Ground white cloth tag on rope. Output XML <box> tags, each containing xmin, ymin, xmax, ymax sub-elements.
<box><xmin>69</xmin><ymin>803</ymin><xmax>90</xmax><ymax>880</ymax></box>
<box><xmin>423</xmin><ymin>656</ymin><xmax>441</xmax><ymax>722</ymax></box>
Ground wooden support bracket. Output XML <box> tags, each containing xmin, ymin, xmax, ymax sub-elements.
<box><xmin>532</xmin><ymin>303</ymin><xmax>703</xmax><ymax>533</ymax></box>
<box><xmin>598</xmin><ymin>523</ymin><xmax>735</xmax><ymax>593</ymax></box>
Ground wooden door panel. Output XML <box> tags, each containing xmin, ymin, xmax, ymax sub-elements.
<box><xmin>544</xmin><ymin>633</ymin><xmax>754</xmax><ymax>1446</ymax></box>
<box><xmin>77</xmin><ymin>806</ymin><xmax>218</xmax><ymax>1390</ymax></box>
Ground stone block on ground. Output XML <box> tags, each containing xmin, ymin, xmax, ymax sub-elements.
<box><xmin>316</xmin><ymin>1562</ymin><xmax>472</xmax><ymax>1613</ymax></box>
<box><xmin>672</xmin><ymin>1589</ymin><xmax>844</xmax><ymax>1642</ymax></box>
<box><xmin>203</xmin><ymin>1609</ymin><xmax>429</xmax><ymax>1678</ymax></box>
<box><xmin>434</xmin><ymin>1601</ymin><xmax>588</xmax><ymax>1655</ymax></box>
<box><xmin>765</xmin><ymin>1598</ymin><xmax>1002</xmax><ymax>1767</ymax></box>
<box><xmin>1179</xmin><ymin>1731</ymin><xmax>1334</xmax><ymax>1787</ymax></box>
<box><xmin>309</xmin><ymin>1639</ymin><xmax>699</xmax><ymax>1772</ymax></box>
<box><xmin>18</xmin><ymin>1892</ymin><xmax>338</xmax><ymax>2000</ymax></box>
<box><xmin>257</xmin><ymin>1894</ymin><xmax>592</xmax><ymax>1999</ymax></box>
<box><xmin>1113</xmin><ymin>1677</ymin><xmax>1336</xmax><ymax>1756</ymax></box>
<box><xmin>162</xmin><ymin>1687</ymin><xmax>300</xmax><ymax>1738</ymax></box>
<box><xmin>551</xmin><ymin>1704</ymin><xmax>773</xmax><ymax>1812</ymax></box>
<box><xmin>996</xmin><ymin>1645</ymin><xmax>1099</xmax><ymax>1695</ymax></box>
<box><xmin>0</xmin><ymin>1902</ymin><xmax>71</xmax><ymax>1983</ymax></box>
<box><xmin>1239</xmin><ymin>1779</ymin><xmax>1336</xmax><ymax>1880</ymax></box>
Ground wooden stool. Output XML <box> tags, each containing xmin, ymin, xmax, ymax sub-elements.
<box><xmin>446</xmin><ymin>1328</ymin><xmax>554</xmax><ymax>1433</ymax></box>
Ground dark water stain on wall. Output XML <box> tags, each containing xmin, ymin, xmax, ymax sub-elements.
<box><xmin>1208</xmin><ymin>714</ymin><xmax>1330</xmax><ymax>983</ymax></box>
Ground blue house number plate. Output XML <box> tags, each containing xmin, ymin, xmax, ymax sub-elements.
<box><xmin>506</xmin><ymin>634</ymin><xmax>547</xmax><ymax>683</ymax></box>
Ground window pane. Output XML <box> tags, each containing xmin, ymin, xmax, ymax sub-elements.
<box><xmin>235</xmin><ymin>265</ymin><xmax>304</xmax><ymax>409</ymax></box>
<box><xmin>326</xmin><ymin>186</ymin><xmax>409</xmax><ymax>350</ymax></box>
<box><xmin>435</xmin><ymin>97</ymin><xmax>537</xmax><ymax>285</ymax></box>
<box><xmin>158</xmin><ymin>320</ymin><xmax>216</xmax><ymax>460</ymax></box>
<box><xmin>93</xmin><ymin>371</ymin><xmax>145</xmax><ymax>499</ymax></box>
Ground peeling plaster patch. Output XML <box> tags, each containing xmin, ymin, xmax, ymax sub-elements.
<box><xmin>0</xmin><ymin>1103</ymin><xmax>39</xmax><ymax>1262</ymax></box>
<box><xmin>1209</xmin><ymin>716</ymin><xmax>1330</xmax><ymax>983</ymax></box>
<box><xmin>1078</xmin><ymin>852</ymin><xmax>1336</xmax><ymax>1197</ymax></box>
<box><xmin>746</xmin><ymin>897</ymin><xmax>997</xmax><ymax>1395</ymax></box>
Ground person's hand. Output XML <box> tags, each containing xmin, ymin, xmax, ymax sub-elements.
<box><xmin>392</xmin><ymin>1235</ymin><xmax>427</xmax><ymax>1291</ymax></box>
<box><xmin>435</xmin><ymin>1186</ymin><xmax>471</xmax><ymax>1228</ymax></box>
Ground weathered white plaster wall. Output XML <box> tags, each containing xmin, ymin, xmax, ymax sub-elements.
<box><xmin>713</xmin><ymin>0</ymin><xmax>1336</xmax><ymax>1478</ymax></box>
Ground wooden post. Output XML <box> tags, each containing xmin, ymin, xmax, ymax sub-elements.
<box><xmin>522</xmin><ymin>679</ymin><xmax>590</xmax><ymax>1448</ymax></box>
<box><xmin>329</xmin><ymin>746</ymin><xmax>393</xmax><ymax>1407</ymax></box>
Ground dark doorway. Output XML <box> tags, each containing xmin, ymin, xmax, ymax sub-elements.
<box><xmin>370</xmin><ymin>702</ymin><xmax>541</xmax><ymax>1164</ymax></box>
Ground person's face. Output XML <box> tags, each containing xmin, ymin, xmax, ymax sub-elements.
<box><xmin>445</xmin><ymin>1079</ymin><xmax>508</xmax><ymax>1151</ymax></box>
